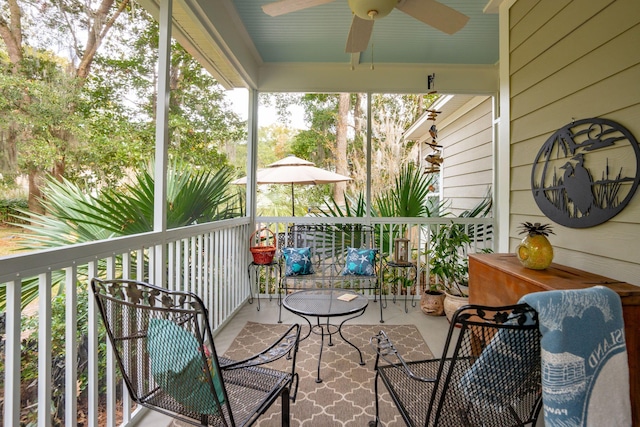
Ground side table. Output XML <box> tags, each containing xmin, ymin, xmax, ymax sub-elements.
<box><xmin>247</xmin><ymin>260</ymin><xmax>280</xmax><ymax>311</ymax></box>
<box><xmin>282</xmin><ymin>289</ymin><xmax>368</xmax><ymax>383</ymax></box>
<box><xmin>382</xmin><ymin>260</ymin><xmax>417</xmax><ymax>313</ymax></box>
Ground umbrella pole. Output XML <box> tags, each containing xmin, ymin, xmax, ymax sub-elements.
<box><xmin>291</xmin><ymin>183</ymin><xmax>295</xmax><ymax>216</ymax></box>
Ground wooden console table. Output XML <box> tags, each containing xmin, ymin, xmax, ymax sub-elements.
<box><xmin>469</xmin><ymin>253</ymin><xmax>640</xmax><ymax>425</ymax></box>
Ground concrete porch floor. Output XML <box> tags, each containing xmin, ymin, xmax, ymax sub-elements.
<box><xmin>215</xmin><ymin>295</ymin><xmax>451</xmax><ymax>357</ymax></box>
<box><xmin>139</xmin><ymin>295</ymin><xmax>452</xmax><ymax>426</ymax></box>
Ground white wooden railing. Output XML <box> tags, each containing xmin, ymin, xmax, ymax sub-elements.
<box><xmin>1</xmin><ymin>216</ymin><xmax>492</xmax><ymax>426</ymax></box>
<box><xmin>253</xmin><ymin>217</ymin><xmax>494</xmax><ymax>301</ymax></box>
<box><xmin>1</xmin><ymin>217</ymin><xmax>252</xmax><ymax>427</ymax></box>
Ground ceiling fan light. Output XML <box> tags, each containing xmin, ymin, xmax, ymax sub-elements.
<box><xmin>348</xmin><ymin>0</ymin><xmax>396</xmax><ymax>20</ymax></box>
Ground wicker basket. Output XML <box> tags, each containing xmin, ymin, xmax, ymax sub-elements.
<box><xmin>249</xmin><ymin>227</ymin><xmax>276</xmax><ymax>265</ymax></box>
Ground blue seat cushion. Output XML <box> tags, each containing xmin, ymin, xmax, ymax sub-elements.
<box><xmin>283</xmin><ymin>247</ymin><xmax>315</xmax><ymax>276</ymax></box>
<box><xmin>342</xmin><ymin>247</ymin><xmax>378</xmax><ymax>276</ymax></box>
<box><xmin>147</xmin><ymin>318</ymin><xmax>225</xmax><ymax>414</ymax></box>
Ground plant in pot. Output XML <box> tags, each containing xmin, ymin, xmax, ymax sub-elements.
<box><xmin>427</xmin><ymin>222</ymin><xmax>472</xmax><ymax>321</ymax></box>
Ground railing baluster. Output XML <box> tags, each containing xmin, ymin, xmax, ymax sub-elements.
<box><xmin>87</xmin><ymin>261</ymin><xmax>99</xmax><ymax>427</ymax></box>
<box><xmin>5</xmin><ymin>279</ymin><xmax>21</xmax><ymax>427</ymax></box>
<box><xmin>38</xmin><ymin>271</ymin><xmax>52</xmax><ymax>427</ymax></box>
<box><xmin>120</xmin><ymin>252</ymin><xmax>133</xmax><ymax>423</ymax></box>
<box><xmin>106</xmin><ymin>257</ymin><xmax>116</xmax><ymax>427</ymax></box>
<box><xmin>65</xmin><ymin>266</ymin><xmax>78</xmax><ymax>427</ymax></box>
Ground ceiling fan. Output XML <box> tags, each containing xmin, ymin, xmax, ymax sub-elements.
<box><xmin>261</xmin><ymin>0</ymin><xmax>470</xmax><ymax>53</ymax></box>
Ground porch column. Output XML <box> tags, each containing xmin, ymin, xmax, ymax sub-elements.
<box><xmin>153</xmin><ymin>0</ymin><xmax>172</xmax><ymax>284</ymax></box>
<box><xmin>246</xmin><ymin>89</ymin><xmax>258</xmax><ymax>221</ymax></box>
<box><xmin>365</xmin><ymin>92</ymin><xmax>372</xmax><ymax>220</ymax></box>
<box><xmin>496</xmin><ymin>0</ymin><xmax>511</xmax><ymax>252</ymax></box>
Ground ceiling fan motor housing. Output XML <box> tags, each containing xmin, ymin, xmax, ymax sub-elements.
<box><xmin>348</xmin><ymin>0</ymin><xmax>397</xmax><ymax>20</ymax></box>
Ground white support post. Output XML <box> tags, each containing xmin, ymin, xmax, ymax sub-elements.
<box><xmin>154</xmin><ymin>0</ymin><xmax>173</xmax><ymax>286</ymax></box>
<box><xmin>366</xmin><ymin>92</ymin><xmax>372</xmax><ymax>222</ymax></box>
<box><xmin>496</xmin><ymin>0</ymin><xmax>513</xmax><ymax>252</ymax></box>
<box><xmin>247</xmin><ymin>88</ymin><xmax>258</xmax><ymax>222</ymax></box>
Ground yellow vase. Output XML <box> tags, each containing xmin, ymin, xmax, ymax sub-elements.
<box><xmin>516</xmin><ymin>234</ymin><xmax>553</xmax><ymax>270</ymax></box>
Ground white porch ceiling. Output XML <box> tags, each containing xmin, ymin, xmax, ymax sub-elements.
<box><xmin>137</xmin><ymin>0</ymin><xmax>501</xmax><ymax>94</ymax></box>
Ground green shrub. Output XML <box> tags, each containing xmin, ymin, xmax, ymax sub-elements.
<box><xmin>0</xmin><ymin>198</ymin><xmax>29</xmax><ymax>226</ymax></box>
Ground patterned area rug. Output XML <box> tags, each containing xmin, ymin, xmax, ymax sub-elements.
<box><xmin>222</xmin><ymin>322</ymin><xmax>433</xmax><ymax>426</ymax></box>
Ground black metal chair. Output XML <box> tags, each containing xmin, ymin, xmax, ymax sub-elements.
<box><xmin>369</xmin><ymin>304</ymin><xmax>542</xmax><ymax>427</ymax></box>
<box><xmin>91</xmin><ymin>278</ymin><xmax>300</xmax><ymax>426</ymax></box>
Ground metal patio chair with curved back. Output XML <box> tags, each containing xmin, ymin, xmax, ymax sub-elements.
<box><xmin>369</xmin><ymin>303</ymin><xmax>542</xmax><ymax>427</ymax></box>
<box><xmin>91</xmin><ymin>278</ymin><xmax>301</xmax><ymax>426</ymax></box>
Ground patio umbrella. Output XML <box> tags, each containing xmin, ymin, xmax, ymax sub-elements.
<box><xmin>232</xmin><ymin>155</ymin><xmax>351</xmax><ymax>215</ymax></box>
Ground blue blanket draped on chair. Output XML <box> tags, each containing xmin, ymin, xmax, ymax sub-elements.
<box><xmin>520</xmin><ymin>286</ymin><xmax>631</xmax><ymax>427</ymax></box>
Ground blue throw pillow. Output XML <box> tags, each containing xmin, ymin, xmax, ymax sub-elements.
<box><xmin>283</xmin><ymin>247</ymin><xmax>314</xmax><ymax>276</ymax></box>
<box><xmin>342</xmin><ymin>247</ymin><xmax>378</xmax><ymax>276</ymax></box>
<box><xmin>147</xmin><ymin>318</ymin><xmax>225</xmax><ymax>414</ymax></box>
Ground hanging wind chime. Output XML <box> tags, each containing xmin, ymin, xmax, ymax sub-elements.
<box><xmin>424</xmin><ymin>111</ymin><xmax>443</xmax><ymax>173</ymax></box>
<box><xmin>425</xmin><ymin>73</ymin><xmax>443</xmax><ymax>173</ymax></box>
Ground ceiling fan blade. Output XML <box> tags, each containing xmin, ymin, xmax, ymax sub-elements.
<box><xmin>262</xmin><ymin>0</ymin><xmax>336</xmax><ymax>17</ymax></box>
<box><xmin>345</xmin><ymin>15</ymin><xmax>374</xmax><ymax>53</ymax></box>
<box><xmin>395</xmin><ymin>0</ymin><xmax>469</xmax><ymax>35</ymax></box>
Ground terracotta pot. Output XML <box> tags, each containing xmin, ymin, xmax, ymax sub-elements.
<box><xmin>516</xmin><ymin>234</ymin><xmax>553</xmax><ymax>270</ymax></box>
<box><xmin>443</xmin><ymin>291</ymin><xmax>469</xmax><ymax>323</ymax></box>
<box><xmin>420</xmin><ymin>291</ymin><xmax>445</xmax><ymax>316</ymax></box>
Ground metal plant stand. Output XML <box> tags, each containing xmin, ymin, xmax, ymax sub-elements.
<box><xmin>247</xmin><ymin>260</ymin><xmax>280</xmax><ymax>311</ymax></box>
<box><xmin>382</xmin><ymin>260</ymin><xmax>417</xmax><ymax>313</ymax></box>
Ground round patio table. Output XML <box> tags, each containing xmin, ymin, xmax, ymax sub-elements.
<box><xmin>282</xmin><ymin>289</ymin><xmax>368</xmax><ymax>383</ymax></box>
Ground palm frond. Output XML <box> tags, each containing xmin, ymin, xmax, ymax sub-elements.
<box><xmin>3</xmin><ymin>162</ymin><xmax>240</xmax><ymax>309</ymax></box>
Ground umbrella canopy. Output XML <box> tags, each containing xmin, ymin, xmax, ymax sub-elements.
<box><xmin>232</xmin><ymin>155</ymin><xmax>351</xmax><ymax>215</ymax></box>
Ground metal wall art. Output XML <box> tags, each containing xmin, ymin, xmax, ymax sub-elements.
<box><xmin>531</xmin><ymin>118</ymin><xmax>639</xmax><ymax>228</ymax></box>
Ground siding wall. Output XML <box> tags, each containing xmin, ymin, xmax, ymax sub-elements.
<box><xmin>508</xmin><ymin>0</ymin><xmax>640</xmax><ymax>285</ymax></box>
<box><xmin>438</xmin><ymin>96</ymin><xmax>493</xmax><ymax>216</ymax></box>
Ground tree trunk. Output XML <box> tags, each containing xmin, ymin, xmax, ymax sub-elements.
<box><xmin>28</xmin><ymin>170</ymin><xmax>44</xmax><ymax>215</ymax></box>
<box><xmin>0</xmin><ymin>129</ymin><xmax>18</xmax><ymax>174</ymax></box>
<box><xmin>52</xmin><ymin>158</ymin><xmax>65</xmax><ymax>183</ymax></box>
<box><xmin>351</xmin><ymin>93</ymin><xmax>366</xmax><ymax>193</ymax></box>
<box><xmin>333</xmin><ymin>93</ymin><xmax>350</xmax><ymax>205</ymax></box>
<box><xmin>76</xmin><ymin>0</ymin><xmax>129</xmax><ymax>79</ymax></box>
<box><xmin>354</xmin><ymin>93</ymin><xmax>364</xmax><ymax>135</ymax></box>
<box><xmin>0</xmin><ymin>0</ymin><xmax>23</xmax><ymax>179</ymax></box>
<box><xmin>0</xmin><ymin>0</ymin><xmax>23</xmax><ymax>71</ymax></box>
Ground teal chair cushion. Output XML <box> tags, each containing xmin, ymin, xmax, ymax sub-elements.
<box><xmin>147</xmin><ymin>318</ymin><xmax>225</xmax><ymax>414</ymax></box>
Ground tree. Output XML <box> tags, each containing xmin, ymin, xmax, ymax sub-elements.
<box><xmin>367</xmin><ymin>93</ymin><xmax>429</xmax><ymax>197</ymax></box>
<box><xmin>76</xmin><ymin>10</ymin><xmax>246</xmax><ymax>183</ymax></box>
<box><xmin>0</xmin><ymin>0</ymin><xmax>247</xmax><ymax>208</ymax></box>
<box><xmin>262</xmin><ymin>91</ymin><xmax>437</xmax><ymax>211</ymax></box>
<box><xmin>0</xmin><ymin>49</ymin><xmax>87</xmax><ymax>213</ymax></box>
<box><xmin>0</xmin><ymin>0</ymin><xmax>131</xmax><ymax>212</ymax></box>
